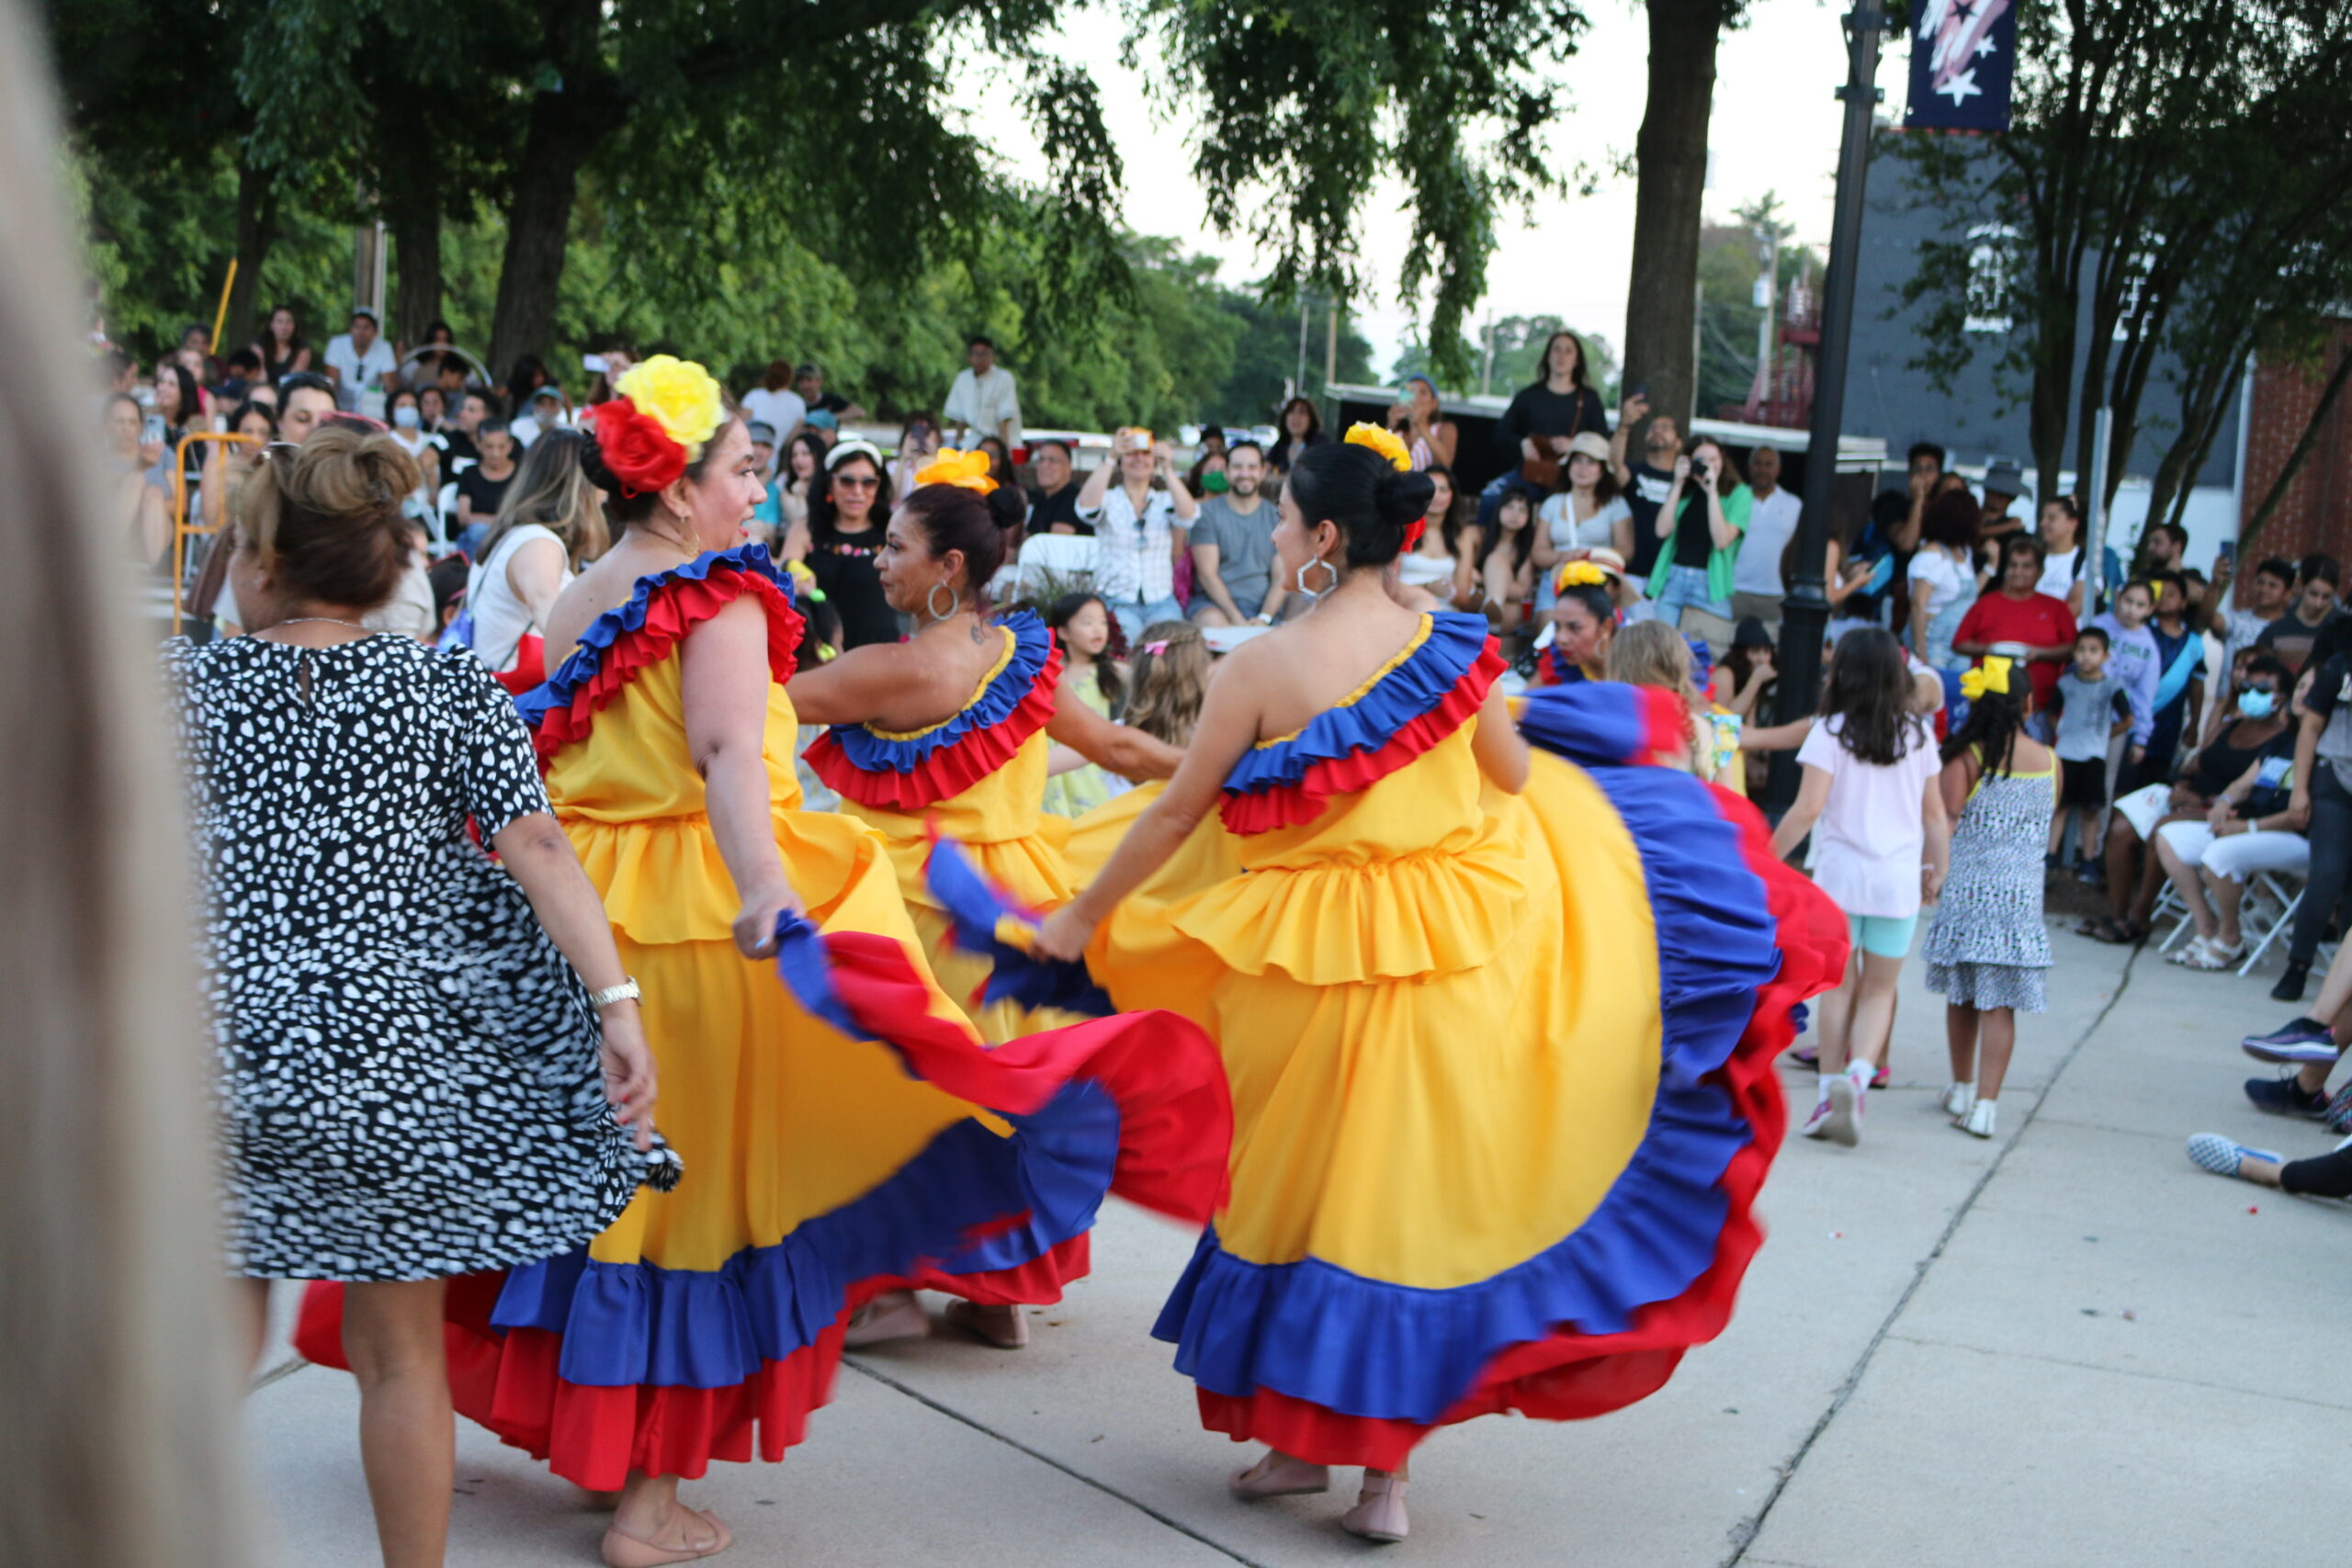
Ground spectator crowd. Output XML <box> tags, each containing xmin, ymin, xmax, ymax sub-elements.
<box><xmin>100</xmin><ymin>307</ymin><xmax>2351</xmax><ymax>1176</ymax></box>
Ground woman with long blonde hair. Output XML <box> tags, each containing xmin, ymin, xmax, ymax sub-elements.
<box><xmin>462</xmin><ymin>426</ymin><xmax>610</xmax><ymax>689</ymax></box>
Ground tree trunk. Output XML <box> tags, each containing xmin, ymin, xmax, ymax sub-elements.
<box><xmin>485</xmin><ymin>0</ymin><xmax>624</xmax><ymax>382</ymax></box>
<box><xmin>224</xmin><ymin>158</ymin><xmax>276</xmax><ymax>353</ymax></box>
<box><xmin>390</xmin><ymin>204</ymin><xmax>442</xmax><ymax>353</ymax></box>
<box><xmin>1622</xmin><ymin>0</ymin><xmax>1725</xmax><ymax>432</ymax></box>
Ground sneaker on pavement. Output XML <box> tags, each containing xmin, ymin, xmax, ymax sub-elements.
<box><xmin>1961</xmin><ymin>1100</ymin><xmax>1997</xmax><ymax>1139</ymax></box>
<box><xmin>1819</xmin><ymin>1077</ymin><xmax>1860</xmax><ymax>1146</ymax></box>
<box><xmin>2186</xmin><ymin>1132</ymin><xmax>2283</xmax><ymax>1179</ymax></box>
<box><xmin>2269</xmin><ymin>961</ymin><xmax>2311</xmax><ymax>1003</ymax></box>
<box><xmin>1800</xmin><ymin>1095</ymin><xmax>1837</xmax><ymax>1139</ymax></box>
<box><xmin>1941</xmin><ymin>1081</ymin><xmax>1976</xmax><ymax>1119</ymax></box>
<box><xmin>2242</xmin><ymin>1018</ymin><xmax>2342</xmax><ymax>1065</ymax></box>
<box><xmin>2243</xmin><ymin>1075</ymin><xmax>2332</xmax><ymax>1119</ymax></box>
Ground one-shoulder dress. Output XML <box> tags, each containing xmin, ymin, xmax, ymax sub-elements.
<box><xmin>803</xmin><ymin>610</ymin><xmax>1080</xmax><ymax>1047</ymax></box>
<box><xmin>1080</xmin><ymin>612</ymin><xmax>1846</xmax><ymax>1468</ymax></box>
<box><xmin>296</xmin><ymin>546</ymin><xmax>1231</xmax><ymax>1488</ymax></box>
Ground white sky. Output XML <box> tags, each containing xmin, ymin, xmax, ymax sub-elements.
<box><xmin>968</xmin><ymin>0</ymin><xmax>1914</xmax><ymax>379</ymax></box>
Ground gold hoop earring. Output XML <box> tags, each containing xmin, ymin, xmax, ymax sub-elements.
<box><xmin>927</xmin><ymin>581</ymin><xmax>962</xmax><ymax>622</ymax></box>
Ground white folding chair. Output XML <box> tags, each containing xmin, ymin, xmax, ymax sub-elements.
<box><xmin>2153</xmin><ymin>881</ymin><xmax>2195</xmax><ymax>953</ymax></box>
<box><xmin>2235</xmin><ymin>874</ymin><xmax>2301</xmax><ymax>975</ymax></box>
<box><xmin>1013</xmin><ymin>533</ymin><xmax>1097</xmax><ymax>603</ymax></box>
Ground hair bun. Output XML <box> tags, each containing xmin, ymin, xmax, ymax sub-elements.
<box><xmin>986</xmin><ymin>485</ymin><xmax>1025</xmax><ymax>532</ymax></box>
<box><xmin>1373</xmin><ymin>467</ymin><xmax>1435</xmax><ymax>536</ymax></box>
<box><xmin>578</xmin><ymin>423</ymin><xmax>624</xmax><ymax>495</ymax></box>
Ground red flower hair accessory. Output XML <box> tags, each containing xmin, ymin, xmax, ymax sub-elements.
<box><xmin>589</xmin><ymin>397</ymin><xmax>688</xmax><ymax>497</ymax></box>
<box><xmin>1401</xmin><ymin>518</ymin><xmax>1427</xmax><ymax>552</ymax></box>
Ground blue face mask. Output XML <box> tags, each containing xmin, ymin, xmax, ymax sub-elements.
<box><xmin>2238</xmin><ymin>689</ymin><xmax>2278</xmax><ymax>719</ymax></box>
<box><xmin>391</xmin><ymin>404</ymin><xmax>420</xmax><ymax>429</ymax></box>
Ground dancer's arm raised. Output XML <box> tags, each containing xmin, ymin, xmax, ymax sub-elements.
<box><xmin>683</xmin><ymin>594</ymin><xmax>801</xmax><ymax>956</ymax></box>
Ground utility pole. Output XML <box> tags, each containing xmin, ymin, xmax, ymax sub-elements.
<box><xmin>1479</xmin><ymin>315</ymin><xmax>1497</xmax><ymax>397</ymax></box>
<box><xmin>1765</xmin><ymin>0</ymin><xmax>1888</xmax><ymax>814</ymax></box>
<box><xmin>1295</xmin><ymin>293</ymin><xmax>1311</xmax><ymax>406</ymax></box>
<box><xmin>1324</xmin><ymin>299</ymin><xmax>1339</xmax><ymax>400</ymax></box>
<box><xmin>1739</xmin><ymin>193</ymin><xmax>1793</xmax><ymax>421</ymax></box>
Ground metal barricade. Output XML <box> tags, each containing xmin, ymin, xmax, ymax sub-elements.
<box><xmin>169</xmin><ymin>430</ymin><xmax>262</xmax><ymax>635</ymax></box>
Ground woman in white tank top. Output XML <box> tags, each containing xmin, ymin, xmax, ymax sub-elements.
<box><xmin>1533</xmin><ymin>433</ymin><xmax>1632</xmax><ymax>610</ymax></box>
<box><xmin>465</xmin><ymin>427</ymin><xmax>609</xmax><ymax>685</ymax></box>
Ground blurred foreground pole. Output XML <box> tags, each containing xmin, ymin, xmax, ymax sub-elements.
<box><xmin>1766</xmin><ymin>0</ymin><xmax>1887</xmax><ymax>814</ymax></box>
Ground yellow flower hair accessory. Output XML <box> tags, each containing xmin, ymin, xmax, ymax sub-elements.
<box><xmin>914</xmin><ymin>448</ymin><xmax>999</xmax><ymax>494</ymax></box>
<box><xmin>1344</xmin><ymin>422</ymin><xmax>1411</xmax><ymax>472</ymax></box>
<box><xmin>614</xmin><ymin>355</ymin><xmax>725</xmax><ymax>453</ymax></box>
<box><xmin>1555</xmin><ymin>560</ymin><xmax>1608</xmax><ymax>591</ymax></box>
<box><xmin>1959</xmin><ymin>656</ymin><xmax>2013</xmax><ymax>702</ymax></box>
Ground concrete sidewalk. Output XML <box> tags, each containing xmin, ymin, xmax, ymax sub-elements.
<box><xmin>245</xmin><ymin>928</ymin><xmax>2352</xmax><ymax>1566</ymax></box>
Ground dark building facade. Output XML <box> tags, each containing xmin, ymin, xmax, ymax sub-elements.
<box><xmin>1842</xmin><ymin>141</ymin><xmax>2240</xmax><ymax>501</ymax></box>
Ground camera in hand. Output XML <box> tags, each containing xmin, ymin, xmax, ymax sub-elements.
<box><xmin>1689</xmin><ymin>457</ymin><xmax>1710</xmax><ymax>483</ymax></box>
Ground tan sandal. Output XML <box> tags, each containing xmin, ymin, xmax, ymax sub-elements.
<box><xmin>601</xmin><ymin>1505</ymin><xmax>732</xmax><ymax>1566</ymax></box>
<box><xmin>1228</xmin><ymin>1451</ymin><xmax>1329</xmax><ymax>1499</ymax></box>
<box><xmin>842</xmin><ymin>1290</ymin><xmax>930</xmax><ymax>1347</ymax></box>
<box><xmin>1340</xmin><ymin>1473</ymin><xmax>1409</xmax><ymax>1542</ymax></box>
<box><xmin>941</xmin><ymin>1298</ymin><xmax>1030</xmax><ymax>1348</ymax></box>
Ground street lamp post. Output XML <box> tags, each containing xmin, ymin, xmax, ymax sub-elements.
<box><xmin>1766</xmin><ymin>0</ymin><xmax>1889</xmax><ymax>814</ymax></box>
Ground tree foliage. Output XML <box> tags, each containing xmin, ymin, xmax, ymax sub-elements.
<box><xmin>1887</xmin><ymin>0</ymin><xmax>2352</xmax><ymax>527</ymax></box>
<box><xmin>1125</xmin><ymin>0</ymin><xmax>1589</xmax><ymax>385</ymax></box>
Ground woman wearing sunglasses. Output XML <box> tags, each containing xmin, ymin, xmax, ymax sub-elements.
<box><xmin>808</xmin><ymin>438</ymin><xmax>899</xmax><ymax>649</ymax></box>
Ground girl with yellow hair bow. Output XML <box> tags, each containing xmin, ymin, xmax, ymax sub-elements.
<box><xmin>1922</xmin><ymin>649</ymin><xmax>2056</xmax><ymax>1141</ymax></box>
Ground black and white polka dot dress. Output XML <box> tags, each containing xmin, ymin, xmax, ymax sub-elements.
<box><xmin>164</xmin><ymin>633</ymin><xmax>662</xmax><ymax>1282</ymax></box>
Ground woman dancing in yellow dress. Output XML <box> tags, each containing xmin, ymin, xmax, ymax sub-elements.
<box><xmin>1035</xmin><ymin>427</ymin><xmax>1845</xmax><ymax>1544</ymax></box>
<box><xmin>296</xmin><ymin>361</ymin><xmax>1229</xmax><ymax>1566</ymax></box>
<box><xmin>785</xmin><ymin>449</ymin><xmax>1182</xmax><ymax>1348</ymax></box>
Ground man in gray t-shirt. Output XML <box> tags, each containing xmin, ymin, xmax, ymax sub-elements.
<box><xmin>1188</xmin><ymin>441</ymin><xmax>1285</xmax><ymax>626</ymax></box>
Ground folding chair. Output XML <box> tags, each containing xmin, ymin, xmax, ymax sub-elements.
<box><xmin>2236</xmin><ymin>875</ymin><xmax>2301</xmax><ymax>976</ymax></box>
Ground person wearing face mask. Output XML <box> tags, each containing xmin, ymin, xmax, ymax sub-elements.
<box><xmin>382</xmin><ymin>387</ymin><xmax>446</xmax><ymax>538</ymax></box>
<box><xmin>2150</xmin><ymin>655</ymin><xmax>2305</xmax><ymax>969</ymax></box>
<box><xmin>511</xmin><ymin>383</ymin><xmax>568</xmax><ymax>452</ymax></box>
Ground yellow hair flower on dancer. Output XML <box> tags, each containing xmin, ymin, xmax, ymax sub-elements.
<box><xmin>915</xmin><ymin>448</ymin><xmax>999</xmax><ymax>493</ymax></box>
<box><xmin>1555</xmin><ymin>559</ymin><xmax>1608</xmax><ymax>592</ymax></box>
<box><xmin>615</xmin><ymin>355</ymin><xmax>725</xmax><ymax>452</ymax></box>
<box><xmin>1343</xmin><ymin>422</ymin><xmax>1411</xmax><ymax>472</ymax></box>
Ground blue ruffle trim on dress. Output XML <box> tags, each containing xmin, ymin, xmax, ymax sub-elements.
<box><xmin>1220</xmin><ymin>612</ymin><xmax>1488</xmax><ymax>797</ymax></box>
<box><xmin>1516</xmin><ymin>680</ymin><xmax>1669</xmax><ymax>771</ymax></box>
<box><xmin>927</xmin><ymin>838</ymin><xmax>1115</xmax><ymax>1016</ymax></box>
<box><xmin>512</xmin><ymin>542</ymin><xmax>788</xmax><ymax>729</ymax></box>
<box><xmin>494</xmin><ymin>1079</ymin><xmax>1118</xmax><ymax>1389</ymax></box>
<box><xmin>1152</xmin><ymin>760</ymin><xmax>1783</xmax><ymax>1423</ymax></box>
<box><xmin>822</xmin><ymin>612</ymin><xmax>1052</xmax><ymax>774</ymax></box>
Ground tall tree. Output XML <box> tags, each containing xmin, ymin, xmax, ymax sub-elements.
<box><xmin>1621</xmin><ymin>0</ymin><xmax>1742</xmax><ymax>429</ymax></box>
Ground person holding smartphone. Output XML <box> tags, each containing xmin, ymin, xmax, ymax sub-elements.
<box><xmin>1078</xmin><ymin>427</ymin><xmax>1198</xmax><ymax>640</ymax></box>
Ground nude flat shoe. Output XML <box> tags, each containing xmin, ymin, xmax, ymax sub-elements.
<box><xmin>941</xmin><ymin>1299</ymin><xmax>1031</xmax><ymax>1348</ymax></box>
<box><xmin>1228</xmin><ymin>1451</ymin><xmax>1330</xmax><ymax>1499</ymax></box>
<box><xmin>1340</xmin><ymin>1473</ymin><xmax>1409</xmax><ymax>1543</ymax></box>
<box><xmin>601</xmin><ymin>1506</ymin><xmax>732</xmax><ymax>1566</ymax></box>
<box><xmin>842</xmin><ymin>1291</ymin><xmax>930</xmax><ymax>1348</ymax></box>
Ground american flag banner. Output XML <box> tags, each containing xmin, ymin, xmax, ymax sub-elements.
<box><xmin>1904</xmin><ymin>0</ymin><xmax>2017</xmax><ymax>132</ymax></box>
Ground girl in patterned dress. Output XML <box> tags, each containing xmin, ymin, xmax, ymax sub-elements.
<box><xmin>1923</xmin><ymin>657</ymin><xmax>2056</xmax><ymax>1139</ymax></box>
<box><xmin>167</xmin><ymin>428</ymin><xmax>666</xmax><ymax>1568</ymax></box>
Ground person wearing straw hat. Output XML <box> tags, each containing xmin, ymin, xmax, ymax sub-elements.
<box><xmin>1533</xmin><ymin>430</ymin><xmax>1632</xmax><ymax>614</ymax></box>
